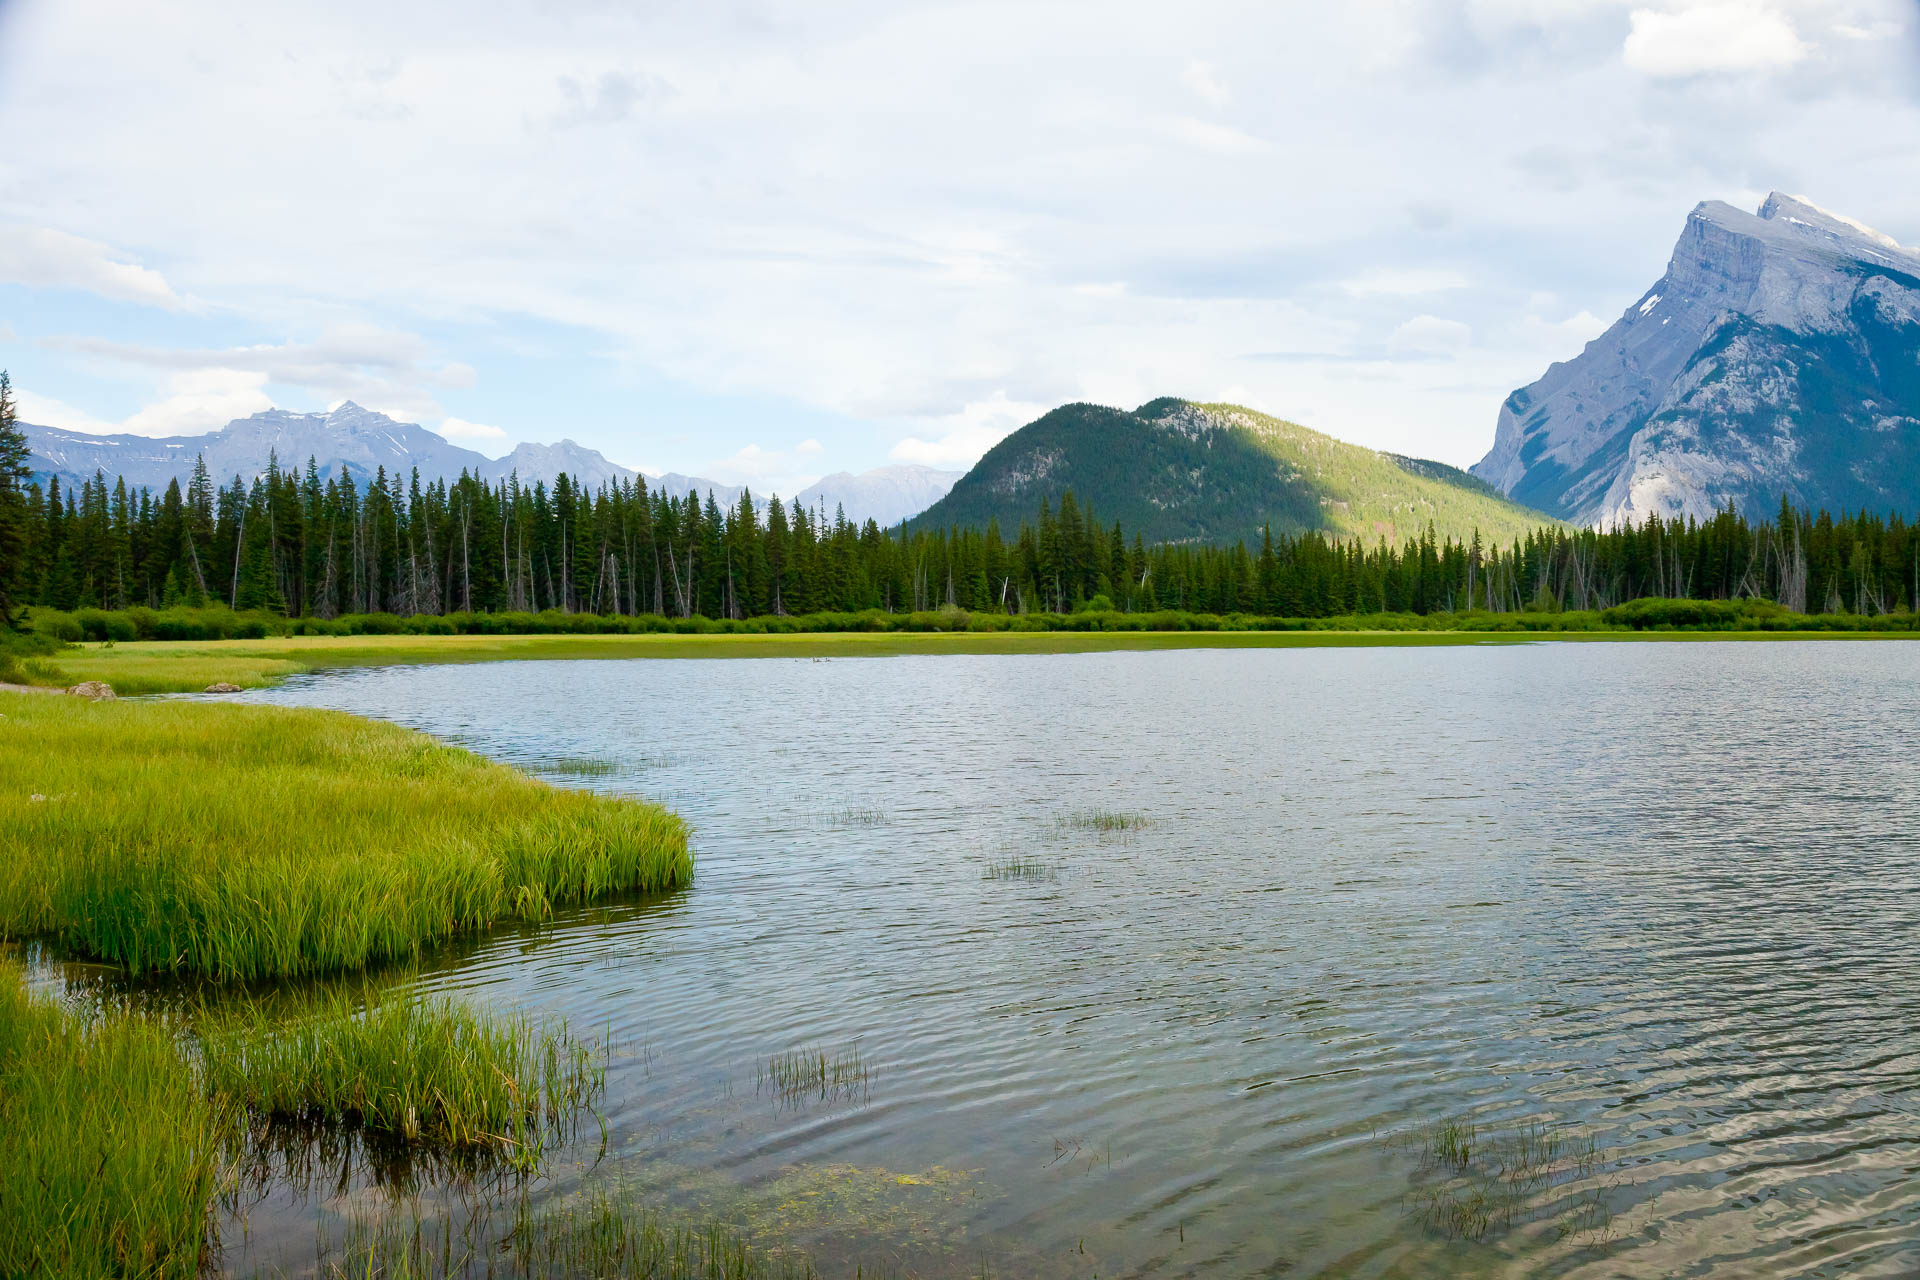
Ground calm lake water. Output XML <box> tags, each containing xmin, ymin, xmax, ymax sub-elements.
<box><xmin>218</xmin><ymin>642</ymin><xmax>1920</xmax><ymax>1277</ymax></box>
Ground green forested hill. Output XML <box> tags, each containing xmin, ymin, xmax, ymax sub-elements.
<box><xmin>909</xmin><ymin>399</ymin><xmax>1557</xmax><ymax>545</ymax></box>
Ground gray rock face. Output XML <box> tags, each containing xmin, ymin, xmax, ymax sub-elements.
<box><xmin>1473</xmin><ymin>193</ymin><xmax>1920</xmax><ymax>528</ymax></box>
<box><xmin>24</xmin><ymin>404</ymin><xmax>958</xmax><ymax>525</ymax></box>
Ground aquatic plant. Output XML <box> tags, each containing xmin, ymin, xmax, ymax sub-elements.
<box><xmin>199</xmin><ymin>990</ymin><xmax>605</xmax><ymax>1169</ymax></box>
<box><xmin>982</xmin><ymin>855</ymin><xmax>1060</xmax><ymax>882</ymax></box>
<box><xmin>534</xmin><ymin>755</ymin><xmax>622</xmax><ymax>778</ymax></box>
<box><xmin>1063</xmin><ymin>809</ymin><xmax>1149</xmax><ymax>833</ymax></box>
<box><xmin>757</xmin><ymin>1044</ymin><xmax>874</xmax><ymax>1108</ymax></box>
<box><xmin>0</xmin><ymin>970</ymin><xmax>229</xmax><ymax>1280</ymax></box>
<box><xmin>812</xmin><ymin>804</ymin><xmax>889</xmax><ymax>829</ymax></box>
<box><xmin>0</xmin><ymin>695</ymin><xmax>692</xmax><ymax>981</ymax></box>
<box><xmin>1394</xmin><ymin>1115</ymin><xmax>1606</xmax><ymax>1242</ymax></box>
<box><xmin>313</xmin><ymin>1190</ymin><xmax>821</xmax><ymax>1279</ymax></box>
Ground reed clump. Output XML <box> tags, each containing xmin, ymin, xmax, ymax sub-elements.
<box><xmin>0</xmin><ymin>971</ymin><xmax>229</xmax><ymax>1280</ymax></box>
<box><xmin>1062</xmin><ymin>809</ymin><xmax>1149</xmax><ymax>833</ymax></box>
<box><xmin>200</xmin><ymin>990</ymin><xmax>605</xmax><ymax>1169</ymax></box>
<box><xmin>1395</xmin><ymin>1115</ymin><xmax>1605</xmax><ymax>1242</ymax></box>
<box><xmin>983</xmin><ymin>855</ymin><xmax>1060</xmax><ymax>882</ymax></box>
<box><xmin>534</xmin><ymin>755</ymin><xmax>622</xmax><ymax>778</ymax></box>
<box><xmin>757</xmin><ymin>1044</ymin><xmax>874</xmax><ymax>1108</ymax></box>
<box><xmin>318</xmin><ymin>1190</ymin><xmax>820</xmax><ymax>1279</ymax></box>
<box><xmin>0</xmin><ymin>694</ymin><xmax>692</xmax><ymax>981</ymax></box>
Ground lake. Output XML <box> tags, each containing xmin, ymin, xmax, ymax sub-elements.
<box><xmin>221</xmin><ymin>641</ymin><xmax>1920</xmax><ymax>1277</ymax></box>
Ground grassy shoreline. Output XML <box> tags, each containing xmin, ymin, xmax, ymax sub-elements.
<box><xmin>2</xmin><ymin>695</ymin><xmax>691</xmax><ymax>980</ymax></box>
<box><xmin>16</xmin><ymin>623</ymin><xmax>1919</xmax><ymax>696</ymax></box>
<box><xmin>1</xmin><ymin>688</ymin><xmax>696</xmax><ymax>1275</ymax></box>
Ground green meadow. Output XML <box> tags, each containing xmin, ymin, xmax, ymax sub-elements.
<box><xmin>18</xmin><ymin>615</ymin><xmax>1920</xmax><ymax>697</ymax></box>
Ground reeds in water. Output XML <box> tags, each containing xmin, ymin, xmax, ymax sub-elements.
<box><xmin>318</xmin><ymin>1191</ymin><xmax>820</xmax><ymax>1279</ymax></box>
<box><xmin>533</xmin><ymin>755</ymin><xmax>622</xmax><ymax>778</ymax></box>
<box><xmin>982</xmin><ymin>855</ymin><xmax>1060</xmax><ymax>882</ymax></box>
<box><xmin>200</xmin><ymin>990</ymin><xmax>605</xmax><ymax>1169</ymax></box>
<box><xmin>0</xmin><ymin>971</ymin><xmax>229</xmax><ymax>1280</ymax></box>
<box><xmin>757</xmin><ymin>1044</ymin><xmax>874</xmax><ymax>1108</ymax></box>
<box><xmin>1062</xmin><ymin>809</ymin><xmax>1149</xmax><ymax>833</ymax></box>
<box><xmin>0</xmin><ymin>695</ymin><xmax>692</xmax><ymax>981</ymax></box>
<box><xmin>1395</xmin><ymin>1115</ymin><xmax>1606</xmax><ymax>1242</ymax></box>
<box><xmin>810</xmin><ymin>804</ymin><xmax>889</xmax><ymax>830</ymax></box>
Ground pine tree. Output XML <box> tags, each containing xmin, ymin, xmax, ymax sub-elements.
<box><xmin>0</xmin><ymin>372</ymin><xmax>31</xmax><ymax>624</ymax></box>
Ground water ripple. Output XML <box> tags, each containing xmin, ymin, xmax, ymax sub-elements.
<box><xmin>229</xmin><ymin>642</ymin><xmax>1920</xmax><ymax>1278</ymax></box>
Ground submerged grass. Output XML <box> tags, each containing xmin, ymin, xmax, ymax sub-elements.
<box><xmin>812</xmin><ymin>804</ymin><xmax>889</xmax><ymax>830</ymax></box>
<box><xmin>0</xmin><ymin>970</ymin><xmax>230</xmax><ymax>1280</ymax></box>
<box><xmin>310</xmin><ymin>1190</ymin><xmax>821</xmax><ymax>1279</ymax></box>
<box><xmin>531</xmin><ymin>755</ymin><xmax>622</xmax><ymax>778</ymax></box>
<box><xmin>2</xmin><ymin>964</ymin><xmax>618</xmax><ymax>1276</ymax></box>
<box><xmin>757</xmin><ymin>1044</ymin><xmax>875</xmax><ymax>1109</ymax></box>
<box><xmin>982</xmin><ymin>855</ymin><xmax>1061</xmax><ymax>882</ymax></box>
<box><xmin>1062</xmin><ymin>809</ymin><xmax>1149</xmax><ymax>833</ymax></box>
<box><xmin>1394</xmin><ymin>1115</ymin><xmax>1607</xmax><ymax>1243</ymax></box>
<box><xmin>0</xmin><ymin>694</ymin><xmax>692</xmax><ymax>981</ymax></box>
<box><xmin>201</xmin><ymin>990</ymin><xmax>605</xmax><ymax>1169</ymax></box>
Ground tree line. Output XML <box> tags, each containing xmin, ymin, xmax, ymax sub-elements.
<box><xmin>4</xmin><ymin>374</ymin><xmax>1920</xmax><ymax>625</ymax></box>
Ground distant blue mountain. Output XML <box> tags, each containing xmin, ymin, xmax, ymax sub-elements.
<box><xmin>24</xmin><ymin>402</ymin><xmax>959</xmax><ymax>524</ymax></box>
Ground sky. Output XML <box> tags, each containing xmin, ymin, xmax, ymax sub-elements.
<box><xmin>0</xmin><ymin>0</ymin><xmax>1916</xmax><ymax>496</ymax></box>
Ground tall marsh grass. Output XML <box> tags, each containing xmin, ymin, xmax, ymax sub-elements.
<box><xmin>0</xmin><ymin>971</ymin><xmax>229</xmax><ymax>1280</ymax></box>
<box><xmin>2</xmin><ymin>965</ymin><xmax>618</xmax><ymax>1274</ymax></box>
<box><xmin>201</xmin><ymin>991</ymin><xmax>605</xmax><ymax>1169</ymax></box>
<box><xmin>318</xmin><ymin>1190</ymin><xmax>820</xmax><ymax>1278</ymax></box>
<box><xmin>0</xmin><ymin>695</ymin><xmax>692</xmax><ymax>981</ymax></box>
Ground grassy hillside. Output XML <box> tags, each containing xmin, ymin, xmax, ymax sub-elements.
<box><xmin>910</xmin><ymin>398</ymin><xmax>1556</xmax><ymax>545</ymax></box>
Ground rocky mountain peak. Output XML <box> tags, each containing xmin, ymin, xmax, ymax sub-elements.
<box><xmin>1473</xmin><ymin>192</ymin><xmax>1920</xmax><ymax>529</ymax></box>
<box><xmin>1757</xmin><ymin>192</ymin><xmax>1912</xmax><ymax>257</ymax></box>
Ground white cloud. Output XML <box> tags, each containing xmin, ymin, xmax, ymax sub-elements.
<box><xmin>1623</xmin><ymin>5</ymin><xmax>1809</xmax><ymax>77</ymax></box>
<box><xmin>18</xmin><ymin>370</ymin><xmax>271</xmax><ymax>437</ymax></box>
<box><xmin>1158</xmin><ymin>115</ymin><xmax>1269</xmax><ymax>155</ymax></box>
<box><xmin>891</xmin><ymin>391</ymin><xmax>1050</xmax><ymax>467</ymax></box>
<box><xmin>13</xmin><ymin>389</ymin><xmax>121</xmax><ymax>433</ymax></box>
<box><xmin>0</xmin><ymin>227</ymin><xmax>184</xmax><ymax>309</ymax></box>
<box><xmin>1181</xmin><ymin>60</ymin><xmax>1230</xmax><ymax>107</ymax></box>
<box><xmin>700</xmin><ymin>442</ymin><xmax>826</xmax><ymax>497</ymax></box>
<box><xmin>796</xmin><ymin>437</ymin><xmax>824</xmax><ymax>454</ymax></box>
<box><xmin>438</xmin><ymin>416</ymin><xmax>508</xmax><ymax>442</ymax></box>
<box><xmin>50</xmin><ymin>327</ymin><xmax>468</xmax><ymax>422</ymax></box>
<box><xmin>120</xmin><ymin>369</ymin><xmax>273</xmax><ymax>437</ymax></box>
<box><xmin>1833</xmin><ymin>19</ymin><xmax>1905</xmax><ymax>41</ymax></box>
<box><xmin>2</xmin><ymin>0</ymin><xmax>1916</xmax><ymax>474</ymax></box>
<box><xmin>1340</xmin><ymin>268</ymin><xmax>1472</xmax><ymax>298</ymax></box>
<box><xmin>1531</xmin><ymin>309</ymin><xmax>1610</xmax><ymax>344</ymax></box>
<box><xmin>1387</xmin><ymin>315</ymin><xmax>1474</xmax><ymax>356</ymax></box>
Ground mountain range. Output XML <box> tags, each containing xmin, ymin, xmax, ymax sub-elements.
<box><xmin>27</xmin><ymin>189</ymin><xmax>1914</xmax><ymax>543</ymax></box>
<box><xmin>22</xmin><ymin>403</ymin><xmax>962</xmax><ymax>528</ymax></box>
<box><xmin>1474</xmin><ymin>192</ymin><xmax>1920</xmax><ymax>528</ymax></box>
<box><xmin>910</xmin><ymin>398</ymin><xmax>1552</xmax><ymax>546</ymax></box>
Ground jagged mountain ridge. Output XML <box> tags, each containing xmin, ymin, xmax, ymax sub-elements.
<box><xmin>1473</xmin><ymin>193</ymin><xmax>1920</xmax><ymax>528</ymax></box>
<box><xmin>24</xmin><ymin>403</ymin><xmax>961</xmax><ymax>526</ymax></box>
<box><xmin>910</xmin><ymin>398</ymin><xmax>1555</xmax><ymax>545</ymax></box>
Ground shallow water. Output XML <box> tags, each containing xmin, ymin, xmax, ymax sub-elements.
<box><xmin>217</xmin><ymin>642</ymin><xmax>1920</xmax><ymax>1277</ymax></box>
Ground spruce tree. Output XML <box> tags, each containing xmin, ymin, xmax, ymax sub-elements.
<box><xmin>0</xmin><ymin>372</ymin><xmax>30</xmax><ymax>624</ymax></box>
